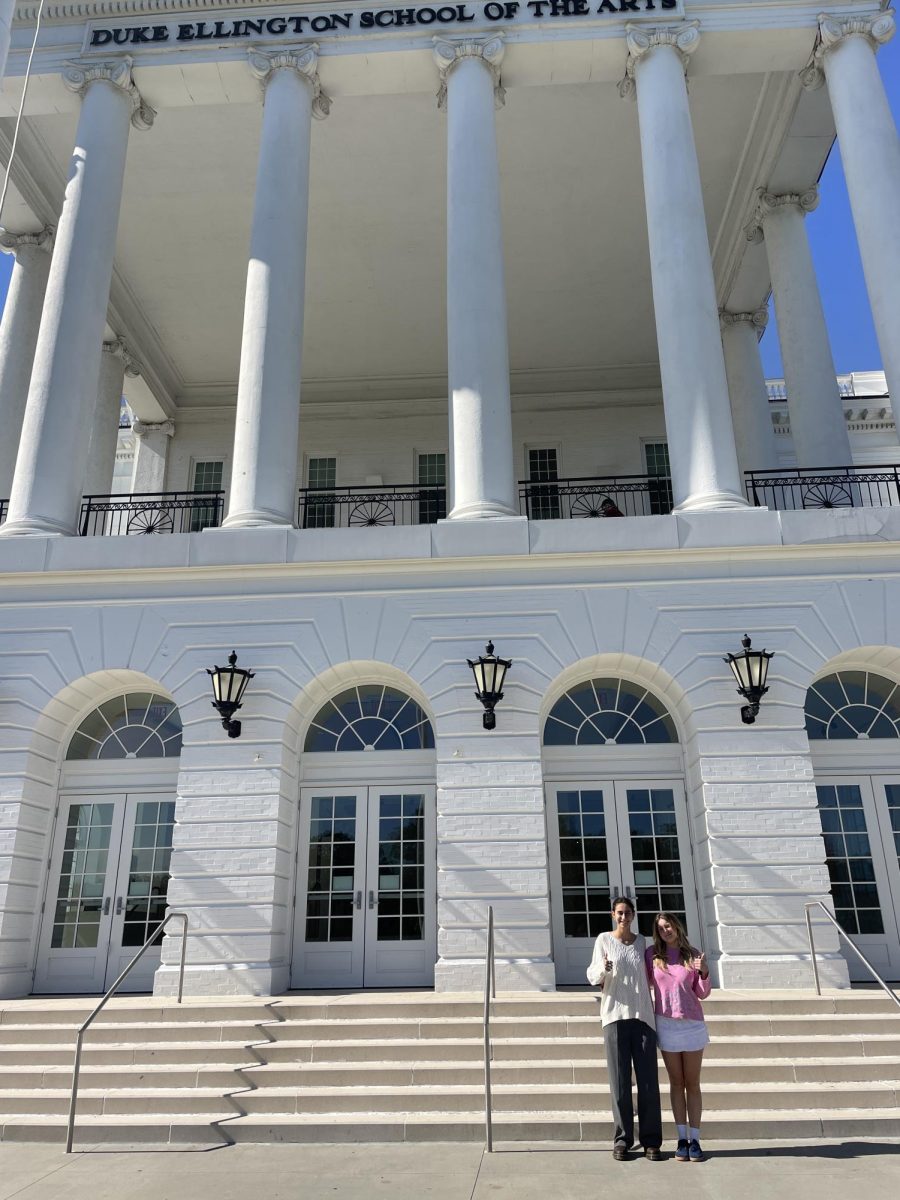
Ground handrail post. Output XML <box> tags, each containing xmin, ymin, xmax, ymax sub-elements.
<box><xmin>65</xmin><ymin>911</ymin><xmax>189</xmax><ymax>1154</ymax></box>
<box><xmin>805</xmin><ymin>903</ymin><xmax>822</xmax><ymax>996</ymax></box>
<box><xmin>484</xmin><ymin>904</ymin><xmax>494</xmax><ymax>1153</ymax></box>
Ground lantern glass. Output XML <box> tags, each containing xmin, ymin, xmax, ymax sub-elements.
<box><xmin>729</xmin><ymin>654</ymin><xmax>752</xmax><ymax>691</ymax></box>
<box><xmin>473</xmin><ymin>660</ymin><xmax>488</xmax><ymax>696</ymax></box>
<box><xmin>493</xmin><ymin>659</ymin><xmax>509</xmax><ymax>694</ymax></box>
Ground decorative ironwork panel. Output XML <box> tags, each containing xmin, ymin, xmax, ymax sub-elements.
<box><xmin>79</xmin><ymin>491</ymin><xmax>225</xmax><ymax>536</ymax></box>
<box><xmin>746</xmin><ymin>466</ymin><xmax>900</xmax><ymax>511</ymax></box>
<box><xmin>519</xmin><ymin>474</ymin><xmax>670</xmax><ymax>518</ymax></box>
<box><xmin>298</xmin><ymin>483</ymin><xmax>446</xmax><ymax>528</ymax></box>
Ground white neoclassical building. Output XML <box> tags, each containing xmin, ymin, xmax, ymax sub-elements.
<box><xmin>0</xmin><ymin>0</ymin><xmax>899</xmax><ymax>1001</ymax></box>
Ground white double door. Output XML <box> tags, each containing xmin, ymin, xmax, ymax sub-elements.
<box><xmin>291</xmin><ymin>785</ymin><xmax>436</xmax><ymax>988</ymax></box>
<box><xmin>34</xmin><ymin>791</ymin><xmax>175</xmax><ymax>994</ymax></box>
<box><xmin>547</xmin><ymin>778</ymin><xmax>700</xmax><ymax>985</ymax></box>
<box><xmin>816</xmin><ymin>775</ymin><xmax>900</xmax><ymax>981</ymax></box>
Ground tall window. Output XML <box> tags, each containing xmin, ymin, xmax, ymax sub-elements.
<box><xmin>527</xmin><ymin>447</ymin><xmax>561</xmax><ymax>520</ymax></box>
<box><xmin>304</xmin><ymin>456</ymin><xmax>337</xmax><ymax>528</ymax></box>
<box><xmin>644</xmin><ymin>442</ymin><xmax>673</xmax><ymax>515</ymax></box>
<box><xmin>190</xmin><ymin>460</ymin><xmax>224</xmax><ymax>532</ymax></box>
<box><xmin>544</xmin><ymin>678</ymin><xmax>678</xmax><ymax>746</ymax></box>
<box><xmin>805</xmin><ymin>671</ymin><xmax>900</xmax><ymax>740</ymax></box>
<box><xmin>417</xmin><ymin>453</ymin><xmax>446</xmax><ymax>524</ymax></box>
<box><xmin>304</xmin><ymin>685</ymin><xmax>434</xmax><ymax>752</ymax></box>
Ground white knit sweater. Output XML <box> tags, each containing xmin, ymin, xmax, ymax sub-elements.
<box><xmin>586</xmin><ymin>930</ymin><xmax>656</xmax><ymax>1030</ymax></box>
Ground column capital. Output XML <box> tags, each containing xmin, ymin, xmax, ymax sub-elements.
<box><xmin>433</xmin><ymin>35</ymin><xmax>506</xmax><ymax>111</ymax></box>
<box><xmin>63</xmin><ymin>56</ymin><xmax>155</xmax><ymax>130</ymax></box>
<box><xmin>132</xmin><ymin>418</ymin><xmax>174</xmax><ymax>440</ymax></box>
<box><xmin>619</xmin><ymin>20</ymin><xmax>701</xmax><ymax>99</ymax></box>
<box><xmin>102</xmin><ymin>336</ymin><xmax>141</xmax><ymax>378</ymax></box>
<box><xmin>720</xmin><ymin>307</ymin><xmax>769</xmax><ymax>340</ymax></box>
<box><xmin>248</xmin><ymin>44</ymin><xmax>330</xmax><ymax>119</ymax></box>
<box><xmin>744</xmin><ymin>186</ymin><xmax>819</xmax><ymax>243</ymax></box>
<box><xmin>800</xmin><ymin>9</ymin><xmax>896</xmax><ymax>90</ymax></box>
<box><xmin>0</xmin><ymin>226</ymin><xmax>53</xmax><ymax>256</ymax></box>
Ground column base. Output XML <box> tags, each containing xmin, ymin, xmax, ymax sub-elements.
<box><xmin>0</xmin><ymin>513</ymin><xmax>71</xmax><ymax>537</ymax></box>
<box><xmin>673</xmin><ymin>490</ymin><xmax>751</xmax><ymax>513</ymax></box>
<box><xmin>443</xmin><ymin>501</ymin><xmax>520</xmax><ymax>521</ymax></box>
<box><xmin>220</xmin><ymin>508</ymin><xmax>295</xmax><ymax>530</ymax></box>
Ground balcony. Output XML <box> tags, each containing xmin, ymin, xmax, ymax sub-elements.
<box><xmin>2</xmin><ymin>467</ymin><xmax>900</xmax><ymax>540</ymax></box>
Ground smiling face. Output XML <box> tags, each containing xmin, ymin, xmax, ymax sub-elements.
<box><xmin>612</xmin><ymin>901</ymin><xmax>634</xmax><ymax>933</ymax></box>
<box><xmin>656</xmin><ymin>915</ymin><xmax>678</xmax><ymax>945</ymax></box>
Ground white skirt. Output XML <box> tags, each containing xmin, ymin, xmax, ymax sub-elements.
<box><xmin>656</xmin><ymin>1015</ymin><xmax>709</xmax><ymax>1053</ymax></box>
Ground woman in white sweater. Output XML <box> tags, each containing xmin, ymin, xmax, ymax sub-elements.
<box><xmin>586</xmin><ymin>896</ymin><xmax>663</xmax><ymax>1161</ymax></box>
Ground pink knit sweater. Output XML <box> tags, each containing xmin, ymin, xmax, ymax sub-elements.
<box><xmin>645</xmin><ymin>945</ymin><xmax>712</xmax><ymax>1021</ymax></box>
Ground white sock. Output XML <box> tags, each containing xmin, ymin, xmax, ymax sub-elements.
<box><xmin>689</xmin><ymin>1127</ymin><xmax>701</xmax><ymax>1142</ymax></box>
<box><xmin>676</xmin><ymin>1125</ymin><xmax>687</xmax><ymax>1141</ymax></box>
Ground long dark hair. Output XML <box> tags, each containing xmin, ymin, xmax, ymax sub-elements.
<box><xmin>652</xmin><ymin>911</ymin><xmax>696</xmax><ymax>970</ymax></box>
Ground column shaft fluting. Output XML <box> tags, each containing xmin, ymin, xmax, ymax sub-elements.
<box><xmin>437</xmin><ymin>38</ymin><xmax>517</xmax><ymax>520</ymax></box>
<box><xmin>1</xmin><ymin>60</ymin><xmax>152</xmax><ymax>537</ymax></box>
<box><xmin>0</xmin><ymin>232</ymin><xmax>53</xmax><ymax>497</ymax></box>
<box><xmin>224</xmin><ymin>48</ymin><xmax>324</xmax><ymax>529</ymax></box>
<box><xmin>747</xmin><ymin>191</ymin><xmax>850</xmax><ymax>467</ymax></box>
<box><xmin>625</xmin><ymin>24</ymin><xmax>746</xmax><ymax>512</ymax></box>
<box><xmin>720</xmin><ymin>311</ymin><xmax>778</xmax><ymax>476</ymax></box>
<box><xmin>813</xmin><ymin>16</ymin><xmax>900</xmax><ymax>412</ymax></box>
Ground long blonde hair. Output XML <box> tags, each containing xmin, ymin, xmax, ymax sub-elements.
<box><xmin>652</xmin><ymin>911</ymin><xmax>695</xmax><ymax>970</ymax></box>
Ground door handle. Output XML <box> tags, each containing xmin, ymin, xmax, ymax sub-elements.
<box><xmin>355</xmin><ymin>890</ymin><xmax>362</xmax><ymax>911</ymax></box>
<box><xmin>115</xmin><ymin>896</ymin><xmax>123</xmax><ymax>915</ymax></box>
<box><xmin>368</xmin><ymin>890</ymin><xmax>376</xmax><ymax>910</ymax></box>
<box><xmin>102</xmin><ymin>897</ymin><xmax>111</xmax><ymax>916</ymax></box>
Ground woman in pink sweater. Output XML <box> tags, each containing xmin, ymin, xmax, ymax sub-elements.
<box><xmin>645</xmin><ymin>912</ymin><xmax>712</xmax><ymax>1163</ymax></box>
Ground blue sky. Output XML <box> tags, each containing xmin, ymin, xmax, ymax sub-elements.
<box><xmin>0</xmin><ymin>37</ymin><xmax>897</xmax><ymax>379</ymax></box>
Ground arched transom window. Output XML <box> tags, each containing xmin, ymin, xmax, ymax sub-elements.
<box><xmin>543</xmin><ymin>678</ymin><xmax>678</xmax><ymax>746</ymax></box>
<box><xmin>66</xmin><ymin>693</ymin><xmax>182</xmax><ymax>760</ymax></box>
<box><xmin>304</xmin><ymin>685</ymin><xmax>434</xmax><ymax>752</ymax></box>
<box><xmin>805</xmin><ymin>670</ymin><xmax>900</xmax><ymax>740</ymax></box>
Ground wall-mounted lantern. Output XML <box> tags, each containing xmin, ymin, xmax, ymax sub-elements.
<box><xmin>724</xmin><ymin>634</ymin><xmax>773</xmax><ymax>725</ymax></box>
<box><xmin>468</xmin><ymin>641</ymin><xmax>512</xmax><ymax>731</ymax></box>
<box><xmin>207</xmin><ymin>651</ymin><xmax>254</xmax><ymax>738</ymax></box>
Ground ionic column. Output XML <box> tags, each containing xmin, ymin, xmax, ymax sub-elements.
<box><xmin>719</xmin><ymin>309</ymin><xmax>778</xmax><ymax>476</ymax></box>
<box><xmin>84</xmin><ymin>338</ymin><xmax>140</xmax><ymax>498</ymax></box>
<box><xmin>802</xmin><ymin>12</ymin><xmax>900</xmax><ymax>417</ymax></box>
<box><xmin>0</xmin><ymin>228</ymin><xmax>53</xmax><ymax>498</ymax></box>
<box><xmin>223</xmin><ymin>46</ymin><xmax>328</xmax><ymax>530</ymax></box>
<box><xmin>0</xmin><ymin>58</ymin><xmax>154</xmax><ymax>537</ymax></box>
<box><xmin>130</xmin><ymin>419</ymin><xmax>174</xmax><ymax>493</ymax></box>
<box><xmin>434</xmin><ymin>36</ymin><xmax>517</xmax><ymax>520</ymax></box>
<box><xmin>745</xmin><ymin>189</ymin><xmax>850</xmax><ymax>467</ymax></box>
<box><xmin>621</xmin><ymin>23</ymin><xmax>746</xmax><ymax>512</ymax></box>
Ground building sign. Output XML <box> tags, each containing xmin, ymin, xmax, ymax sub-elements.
<box><xmin>87</xmin><ymin>0</ymin><xmax>682</xmax><ymax>49</ymax></box>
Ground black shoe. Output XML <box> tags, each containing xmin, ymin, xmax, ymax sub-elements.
<box><xmin>644</xmin><ymin>1147</ymin><xmax>662</xmax><ymax>1161</ymax></box>
<box><xmin>612</xmin><ymin>1143</ymin><xmax>629</xmax><ymax>1161</ymax></box>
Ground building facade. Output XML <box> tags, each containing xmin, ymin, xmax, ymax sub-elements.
<box><xmin>0</xmin><ymin>0</ymin><xmax>899</xmax><ymax>999</ymax></box>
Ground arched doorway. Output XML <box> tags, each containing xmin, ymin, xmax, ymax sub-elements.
<box><xmin>290</xmin><ymin>683</ymin><xmax>437</xmax><ymax>989</ymax></box>
<box><xmin>543</xmin><ymin>676</ymin><xmax>700</xmax><ymax>984</ymax></box>
<box><xmin>806</xmin><ymin>668</ymin><xmax>900</xmax><ymax>980</ymax></box>
<box><xmin>34</xmin><ymin>691</ymin><xmax>181</xmax><ymax>994</ymax></box>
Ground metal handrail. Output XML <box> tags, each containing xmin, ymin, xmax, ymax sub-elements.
<box><xmin>65</xmin><ymin>911</ymin><xmax>189</xmax><ymax>1153</ymax></box>
<box><xmin>483</xmin><ymin>904</ymin><xmax>497</xmax><ymax>1152</ymax></box>
<box><xmin>804</xmin><ymin>901</ymin><xmax>900</xmax><ymax>1012</ymax></box>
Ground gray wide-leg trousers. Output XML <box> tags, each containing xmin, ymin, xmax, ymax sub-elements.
<box><xmin>603</xmin><ymin>1018</ymin><xmax>663</xmax><ymax>1149</ymax></box>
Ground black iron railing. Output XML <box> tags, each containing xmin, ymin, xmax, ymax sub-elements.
<box><xmin>0</xmin><ymin>499</ymin><xmax>7</xmax><ymax>525</ymax></box>
<box><xmin>745</xmin><ymin>466</ymin><xmax>900</xmax><ymax>511</ymax></box>
<box><xmin>518</xmin><ymin>474</ymin><xmax>673</xmax><ymax>519</ymax></box>
<box><xmin>297</xmin><ymin>483</ymin><xmax>447</xmax><ymax>528</ymax></box>
<box><xmin>79</xmin><ymin>491</ymin><xmax>225</xmax><ymax>536</ymax></box>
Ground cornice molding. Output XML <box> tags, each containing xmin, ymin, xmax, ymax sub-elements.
<box><xmin>618</xmin><ymin>19</ymin><xmax>700</xmax><ymax>100</ymax></box>
<box><xmin>800</xmin><ymin>8</ymin><xmax>896</xmax><ymax>90</ymax></box>
<box><xmin>433</xmin><ymin>35</ymin><xmax>505</xmax><ymax>110</ymax></box>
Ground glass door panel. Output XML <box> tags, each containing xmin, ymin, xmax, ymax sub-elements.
<box><xmin>547</xmin><ymin>783</ymin><xmax>623</xmax><ymax>985</ymax></box>
<box><xmin>363</xmin><ymin>788</ymin><xmax>436</xmax><ymax>987</ymax></box>
<box><xmin>613</xmin><ymin>782</ymin><xmax>698</xmax><ymax>940</ymax></box>
<box><xmin>292</xmin><ymin>790</ymin><xmax>367</xmax><ymax>988</ymax></box>
<box><xmin>34</xmin><ymin>796</ymin><xmax>126</xmax><ymax>993</ymax></box>
<box><xmin>104</xmin><ymin>794</ymin><xmax>176</xmax><ymax>991</ymax></box>
<box><xmin>818</xmin><ymin>778</ymin><xmax>900</xmax><ymax>980</ymax></box>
